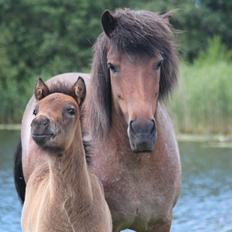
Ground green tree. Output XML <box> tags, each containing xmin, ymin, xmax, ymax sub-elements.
<box><xmin>0</xmin><ymin>0</ymin><xmax>131</xmax><ymax>122</ymax></box>
<box><xmin>0</xmin><ymin>0</ymin><xmax>231</xmax><ymax>123</ymax></box>
<box><xmin>137</xmin><ymin>0</ymin><xmax>232</xmax><ymax>61</ymax></box>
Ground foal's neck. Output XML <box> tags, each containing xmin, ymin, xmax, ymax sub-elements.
<box><xmin>47</xmin><ymin>128</ymin><xmax>92</xmax><ymax>204</ymax></box>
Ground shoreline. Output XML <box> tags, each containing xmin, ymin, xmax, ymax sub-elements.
<box><xmin>0</xmin><ymin>124</ymin><xmax>231</xmax><ymax>143</ymax></box>
<box><xmin>0</xmin><ymin>124</ymin><xmax>21</xmax><ymax>130</ymax></box>
<box><xmin>177</xmin><ymin>134</ymin><xmax>232</xmax><ymax>143</ymax></box>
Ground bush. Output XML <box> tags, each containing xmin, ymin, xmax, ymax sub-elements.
<box><xmin>168</xmin><ymin>37</ymin><xmax>232</xmax><ymax>134</ymax></box>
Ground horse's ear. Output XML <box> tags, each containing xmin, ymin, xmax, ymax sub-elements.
<box><xmin>101</xmin><ymin>10</ymin><xmax>117</xmax><ymax>37</ymax></box>
<box><xmin>34</xmin><ymin>78</ymin><xmax>49</xmax><ymax>101</ymax></box>
<box><xmin>161</xmin><ymin>11</ymin><xmax>175</xmax><ymax>25</ymax></box>
<box><xmin>73</xmin><ymin>76</ymin><xmax>86</xmax><ymax>106</ymax></box>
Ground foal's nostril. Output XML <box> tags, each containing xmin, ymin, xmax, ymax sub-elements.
<box><xmin>42</xmin><ymin>117</ymin><xmax>49</xmax><ymax>126</ymax></box>
<box><xmin>32</xmin><ymin>116</ymin><xmax>50</xmax><ymax>129</ymax></box>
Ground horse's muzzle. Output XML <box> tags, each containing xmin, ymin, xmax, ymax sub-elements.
<box><xmin>31</xmin><ymin>116</ymin><xmax>55</xmax><ymax>146</ymax></box>
<box><xmin>128</xmin><ymin>119</ymin><xmax>156</xmax><ymax>153</ymax></box>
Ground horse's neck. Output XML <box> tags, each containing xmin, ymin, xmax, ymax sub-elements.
<box><xmin>110</xmin><ymin>108</ymin><xmax>132</xmax><ymax>149</ymax></box>
<box><xmin>47</xmin><ymin>129</ymin><xmax>92</xmax><ymax>205</ymax></box>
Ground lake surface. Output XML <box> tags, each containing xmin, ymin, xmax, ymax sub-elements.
<box><xmin>0</xmin><ymin>130</ymin><xmax>232</xmax><ymax>232</ymax></box>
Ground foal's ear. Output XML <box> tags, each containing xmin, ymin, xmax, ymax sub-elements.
<box><xmin>34</xmin><ymin>78</ymin><xmax>49</xmax><ymax>101</ymax></box>
<box><xmin>73</xmin><ymin>76</ymin><xmax>86</xmax><ymax>106</ymax></box>
<box><xmin>101</xmin><ymin>10</ymin><xmax>117</xmax><ymax>37</ymax></box>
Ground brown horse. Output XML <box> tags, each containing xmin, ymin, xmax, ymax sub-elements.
<box><xmin>15</xmin><ymin>9</ymin><xmax>181</xmax><ymax>232</ymax></box>
<box><xmin>21</xmin><ymin>77</ymin><xmax>112</xmax><ymax>232</ymax></box>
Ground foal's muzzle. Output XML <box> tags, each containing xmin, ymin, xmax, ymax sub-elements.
<box><xmin>128</xmin><ymin>119</ymin><xmax>156</xmax><ymax>153</ymax></box>
<box><xmin>31</xmin><ymin>116</ymin><xmax>55</xmax><ymax>146</ymax></box>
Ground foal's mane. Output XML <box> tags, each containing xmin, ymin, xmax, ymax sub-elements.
<box><xmin>45</xmin><ymin>82</ymin><xmax>78</xmax><ymax>100</ymax></box>
<box><xmin>89</xmin><ymin>8</ymin><xmax>178</xmax><ymax>139</ymax></box>
<box><xmin>43</xmin><ymin>81</ymin><xmax>92</xmax><ymax>163</ymax></box>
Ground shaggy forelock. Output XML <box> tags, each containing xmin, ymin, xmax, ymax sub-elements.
<box><xmin>109</xmin><ymin>9</ymin><xmax>173</xmax><ymax>57</ymax></box>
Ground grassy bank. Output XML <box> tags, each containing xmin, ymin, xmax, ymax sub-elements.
<box><xmin>168</xmin><ymin>38</ymin><xmax>232</xmax><ymax>134</ymax></box>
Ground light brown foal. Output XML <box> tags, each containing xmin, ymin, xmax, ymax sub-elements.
<box><xmin>21</xmin><ymin>77</ymin><xmax>112</xmax><ymax>232</ymax></box>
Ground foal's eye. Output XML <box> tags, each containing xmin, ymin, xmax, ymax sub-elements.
<box><xmin>65</xmin><ymin>107</ymin><xmax>76</xmax><ymax>116</ymax></box>
<box><xmin>33</xmin><ymin>108</ymin><xmax>38</xmax><ymax>116</ymax></box>
<box><xmin>107</xmin><ymin>63</ymin><xmax>119</xmax><ymax>74</ymax></box>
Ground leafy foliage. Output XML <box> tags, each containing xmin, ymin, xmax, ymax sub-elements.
<box><xmin>0</xmin><ymin>0</ymin><xmax>231</xmax><ymax>126</ymax></box>
<box><xmin>168</xmin><ymin>37</ymin><xmax>232</xmax><ymax>134</ymax></box>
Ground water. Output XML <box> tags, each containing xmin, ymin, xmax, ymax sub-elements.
<box><xmin>0</xmin><ymin>130</ymin><xmax>21</xmax><ymax>232</ymax></box>
<box><xmin>0</xmin><ymin>130</ymin><xmax>232</xmax><ymax>232</ymax></box>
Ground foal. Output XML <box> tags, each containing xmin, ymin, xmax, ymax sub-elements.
<box><xmin>21</xmin><ymin>77</ymin><xmax>112</xmax><ymax>232</ymax></box>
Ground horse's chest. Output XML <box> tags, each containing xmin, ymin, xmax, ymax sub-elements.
<box><xmin>92</xmin><ymin>145</ymin><xmax>179</xmax><ymax>229</ymax></box>
<box><xmin>101</xmin><ymin>163</ymin><xmax>169</xmax><ymax>223</ymax></box>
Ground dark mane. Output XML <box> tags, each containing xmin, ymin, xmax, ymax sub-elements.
<box><xmin>89</xmin><ymin>8</ymin><xmax>178</xmax><ymax>139</ymax></box>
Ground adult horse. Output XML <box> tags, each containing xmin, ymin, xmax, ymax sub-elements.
<box><xmin>15</xmin><ymin>9</ymin><xmax>181</xmax><ymax>232</ymax></box>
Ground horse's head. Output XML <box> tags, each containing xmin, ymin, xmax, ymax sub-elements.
<box><xmin>90</xmin><ymin>9</ymin><xmax>178</xmax><ymax>153</ymax></box>
<box><xmin>106</xmin><ymin>48</ymin><xmax>161</xmax><ymax>152</ymax></box>
<box><xmin>31</xmin><ymin>77</ymin><xmax>86</xmax><ymax>152</ymax></box>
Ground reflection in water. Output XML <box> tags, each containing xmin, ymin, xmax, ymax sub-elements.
<box><xmin>0</xmin><ymin>131</ymin><xmax>231</xmax><ymax>232</ymax></box>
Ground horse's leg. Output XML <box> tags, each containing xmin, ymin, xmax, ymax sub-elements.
<box><xmin>112</xmin><ymin>227</ymin><xmax>120</xmax><ymax>232</ymax></box>
<box><xmin>112</xmin><ymin>222</ymin><xmax>123</xmax><ymax>232</ymax></box>
<box><xmin>112</xmin><ymin>218</ymin><xmax>129</xmax><ymax>232</ymax></box>
<box><xmin>14</xmin><ymin>139</ymin><xmax>26</xmax><ymax>204</ymax></box>
<box><xmin>146</xmin><ymin>219</ymin><xmax>171</xmax><ymax>232</ymax></box>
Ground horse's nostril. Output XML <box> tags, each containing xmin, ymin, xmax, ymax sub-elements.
<box><xmin>130</xmin><ymin>119</ymin><xmax>155</xmax><ymax>135</ymax></box>
<box><xmin>130</xmin><ymin>120</ymin><xmax>135</xmax><ymax>133</ymax></box>
<box><xmin>149</xmin><ymin>119</ymin><xmax>155</xmax><ymax>134</ymax></box>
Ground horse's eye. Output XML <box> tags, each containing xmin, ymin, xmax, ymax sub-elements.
<box><xmin>156</xmin><ymin>60</ymin><xmax>163</xmax><ymax>70</ymax></box>
<box><xmin>33</xmin><ymin>108</ymin><xmax>38</xmax><ymax>116</ymax></box>
<box><xmin>65</xmin><ymin>107</ymin><xmax>76</xmax><ymax>116</ymax></box>
<box><xmin>107</xmin><ymin>63</ymin><xmax>119</xmax><ymax>74</ymax></box>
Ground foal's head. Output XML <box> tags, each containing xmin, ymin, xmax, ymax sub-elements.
<box><xmin>31</xmin><ymin>77</ymin><xmax>86</xmax><ymax>153</ymax></box>
<box><xmin>91</xmin><ymin>9</ymin><xmax>178</xmax><ymax>153</ymax></box>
